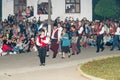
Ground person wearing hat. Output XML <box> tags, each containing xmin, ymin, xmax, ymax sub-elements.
<box><xmin>36</xmin><ymin>29</ymin><xmax>49</xmax><ymax>66</ymax></box>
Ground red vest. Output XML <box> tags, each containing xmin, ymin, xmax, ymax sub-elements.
<box><xmin>38</xmin><ymin>36</ymin><xmax>47</xmax><ymax>47</ymax></box>
<box><xmin>2</xmin><ymin>44</ymin><xmax>13</xmax><ymax>52</ymax></box>
<box><xmin>97</xmin><ymin>26</ymin><xmax>101</xmax><ymax>36</ymax></box>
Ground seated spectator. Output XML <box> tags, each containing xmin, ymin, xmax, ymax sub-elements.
<box><xmin>1</xmin><ymin>40</ymin><xmax>13</xmax><ymax>54</ymax></box>
<box><xmin>22</xmin><ymin>10</ymin><xmax>27</xmax><ymax>19</ymax></box>
<box><xmin>0</xmin><ymin>48</ymin><xmax>3</xmax><ymax>56</ymax></box>
<box><xmin>104</xmin><ymin>34</ymin><xmax>113</xmax><ymax>46</ymax></box>
<box><xmin>29</xmin><ymin>37</ymin><xmax>37</xmax><ymax>52</ymax></box>
<box><xmin>87</xmin><ymin>35</ymin><xmax>96</xmax><ymax>47</ymax></box>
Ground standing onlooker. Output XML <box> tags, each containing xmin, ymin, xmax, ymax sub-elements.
<box><xmin>70</xmin><ymin>25</ymin><xmax>79</xmax><ymax>55</ymax></box>
<box><xmin>57</xmin><ymin>22</ymin><xmax>63</xmax><ymax>54</ymax></box>
<box><xmin>77</xmin><ymin>21</ymin><xmax>84</xmax><ymax>54</ymax></box>
<box><xmin>54</xmin><ymin>17</ymin><xmax>60</xmax><ymax>26</ymax></box>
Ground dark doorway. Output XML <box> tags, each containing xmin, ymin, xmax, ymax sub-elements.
<box><xmin>0</xmin><ymin>0</ymin><xmax>2</xmax><ymax>21</ymax></box>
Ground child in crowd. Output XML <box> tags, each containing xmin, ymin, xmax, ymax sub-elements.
<box><xmin>87</xmin><ymin>35</ymin><xmax>96</xmax><ymax>47</ymax></box>
<box><xmin>61</xmin><ymin>28</ymin><xmax>71</xmax><ymax>58</ymax></box>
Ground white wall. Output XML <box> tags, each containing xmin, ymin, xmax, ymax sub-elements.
<box><xmin>2</xmin><ymin>0</ymin><xmax>92</xmax><ymax>21</ymax></box>
<box><xmin>32</xmin><ymin>0</ymin><xmax>92</xmax><ymax>21</ymax></box>
<box><xmin>2</xmin><ymin>0</ymin><xmax>14</xmax><ymax>20</ymax></box>
<box><xmin>27</xmin><ymin>0</ymin><xmax>34</xmax><ymax>7</ymax></box>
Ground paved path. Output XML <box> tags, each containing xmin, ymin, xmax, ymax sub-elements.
<box><xmin>0</xmin><ymin>47</ymin><xmax>120</xmax><ymax>80</ymax></box>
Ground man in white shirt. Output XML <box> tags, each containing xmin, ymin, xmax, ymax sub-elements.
<box><xmin>77</xmin><ymin>21</ymin><xmax>84</xmax><ymax>54</ymax></box>
<box><xmin>96</xmin><ymin>22</ymin><xmax>105</xmax><ymax>53</ymax></box>
<box><xmin>57</xmin><ymin>22</ymin><xmax>63</xmax><ymax>54</ymax></box>
<box><xmin>110</xmin><ymin>22</ymin><xmax>120</xmax><ymax>51</ymax></box>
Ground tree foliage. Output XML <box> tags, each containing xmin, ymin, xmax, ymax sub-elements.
<box><xmin>94</xmin><ymin>0</ymin><xmax>120</xmax><ymax>19</ymax></box>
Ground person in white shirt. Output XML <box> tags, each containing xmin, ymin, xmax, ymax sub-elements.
<box><xmin>96</xmin><ymin>22</ymin><xmax>105</xmax><ymax>53</ymax></box>
<box><xmin>110</xmin><ymin>21</ymin><xmax>120</xmax><ymax>51</ymax></box>
<box><xmin>77</xmin><ymin>21</ymin><xmax>84</xmax><ymax>54</ymax></box>
<box><xmin>57</xmin><ymin>22</ymin><xmax>63</xmax><ymax>54</ymax></box>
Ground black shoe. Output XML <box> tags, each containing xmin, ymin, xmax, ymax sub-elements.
<box><xmin>101</xmin><ymin>47</ymin><xmax>104</xmax><ymax>52</ymax></box>
<box><xmin>76</xmin><ymin>51</ymin><xmax>80</xmax><ymax>54</ymax></box>
<box><xmin>42</xmin><ymin>63</ymin><xmax>45</xmax><ymax>66</ymax></box>
<box><xmin>61</xmin><ymin>57</ymin><xmax>65</xmax><ymax>59</ymax></box>
<box><xmin>72</xmin><ymin>53</ymin><xmax>75</xmax><ymax>55</ymax></box>
<box><xmin>40</xmin><ymin>63</ymin><xmax>45</xmax><ymax>66</ymax></box>
<box><xmin>96</xmin><ymin>50</ymin><xmax>99</xmax><ymax>53</ymax></box>
<box><xmin>110</xmin><ymin>49</ymin><xmax>113</xmax><ymax>51</ymax></box>
<box><xmin>52</xmin><ymin>56</ymin><xmax>56</xmax><ymax>59</ymax></box>
<box><xmin>118</xmin><ymin>49</ymin><xmax>120</xmax><ymax>50</ymax></box>
<box><xmin>46</xmin><ymin>55</ymin><xmax>49</xmax><ymax>57</ymax></box>
<box><xmin>68</xmin><ymin>55</ymin><xmax>71</xmax><ymax>58</ymax></box>
<box><xmin>40</xmin><ymin>64</ymin><xmax>43</xmax><ymax>66</ymax></box>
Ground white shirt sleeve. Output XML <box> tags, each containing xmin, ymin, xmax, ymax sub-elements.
<box><xmin>99</xmin><ymin>27</ymin><xmax>105</xmax><ymax>34</ymax></box>
<box><xmin>115</xmin><ymin>27</ymin><xmax>120</xmax><ymax>35</ymax></box>
<box><xmin>36</xmin><ymin>37</ymin><xmax>40</xmax><ymax>46</ymax></box>
<box><xmin>58</xmin><ymin>27</ymin><xmax>63</xmax><ymax>41</ymax></box>
<box><xmin>38</xmin><ymin>24</ymin><xmax>43</xmax><ymax>30</ymax></box>
<box><xmin>78</xmin><ymin>27</ymin><xmax>84</xmax><ymax>34</ymax></box>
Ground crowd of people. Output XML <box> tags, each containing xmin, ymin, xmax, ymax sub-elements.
<box><xmin>14</xmin><ymin>6</ymin><xmax>34</xmax><ymax>21</ymax></box>
<box><xmin>0</xmin><ymin>14</ymin><xmax>120</xmax><ymax>65</ymax></box>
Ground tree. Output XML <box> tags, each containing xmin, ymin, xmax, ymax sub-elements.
<box><xmin>94</xmin><ymin>0</ymin><xmax>120</xmax><ymax>19</ymax></box>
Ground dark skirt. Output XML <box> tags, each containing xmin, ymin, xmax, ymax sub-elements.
<box><xmin>50</xmin><ymin>42</ymin><xmax>59</xmax><ymax>52</ymax></box>
<box><xmin>61</xmin><ymin>46</ymin><xmax>70</xmax><ymax>53</ymax></box>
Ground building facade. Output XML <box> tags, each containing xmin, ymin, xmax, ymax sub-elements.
<box><xmin>2</xmin><ymin>0</ymin><xmax>92</xmax><ymax>21</ymax></box>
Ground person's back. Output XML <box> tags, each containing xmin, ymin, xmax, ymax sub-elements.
<box><xmin>2</xmin><ymin>40</ymin><xmax>13</xmax><ymax>52</ymax></box>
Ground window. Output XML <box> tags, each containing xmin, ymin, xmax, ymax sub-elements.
<box><xmin>65</xmin><ymin>0</ymin><xmax>80</xmax><ymax>13</ymax></box>
<box><xmin>14</xmin><ymin>0</ymin><xmax>26</xmax><ymax>14</ymax></box>
<box><xmin>0</xmin><ymin>0</ymin><xmax>1</xmax><ymax>21</ymax></box>
<box><xmin>37</xmin><ymin>2</ymin><xmax>49</xmax><ymax>14</ymax></box>
<box><xmin>37</xmin><ymin>0</ymin><xmax>52</xmax><ymax>15</ymax></box>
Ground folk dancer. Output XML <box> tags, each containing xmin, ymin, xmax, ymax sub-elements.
<box><xmin>96</xmin><ymin>22</ymin><xmax>105</xmax><ymax>53</ymax></box>
<box><xmin>36</xmin><ymin>29</ymin><xmax>49</xmax><ymax>66</ymax></box>
<box><xmin>50</xmin><ymin>26</ymin><xmax>59</xmax><ymax>58</ymax></box>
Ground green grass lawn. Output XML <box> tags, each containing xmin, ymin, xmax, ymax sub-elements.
<box><xmin>80</xmin><ymin>56</ymin><xmax>120</xmax><ymax>80</ymax></box>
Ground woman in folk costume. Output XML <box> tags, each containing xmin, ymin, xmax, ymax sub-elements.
<box><xmin>50</xmin><ymin>25</ymin><xmax>59</xmax><ymax>58</ymax></box>
<box><xmin>96</xmin><ymin>22</ymin><xmax>105</xmax><ymax>53</ymax></box>
<box><xmin>36</xmin><ymin>29</ymin><xmax>49</xmax><ymax>66</ymax></box>
<box><xmin>61</xmin><ymin>28</ymin><xmax>71</xmax><ymax>58</ymax></box>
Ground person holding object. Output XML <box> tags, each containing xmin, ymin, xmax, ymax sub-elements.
<box><xmin>36</xmin><ymin>29</ymin><xmax>49</xmax><ymax>66</ymax></box>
